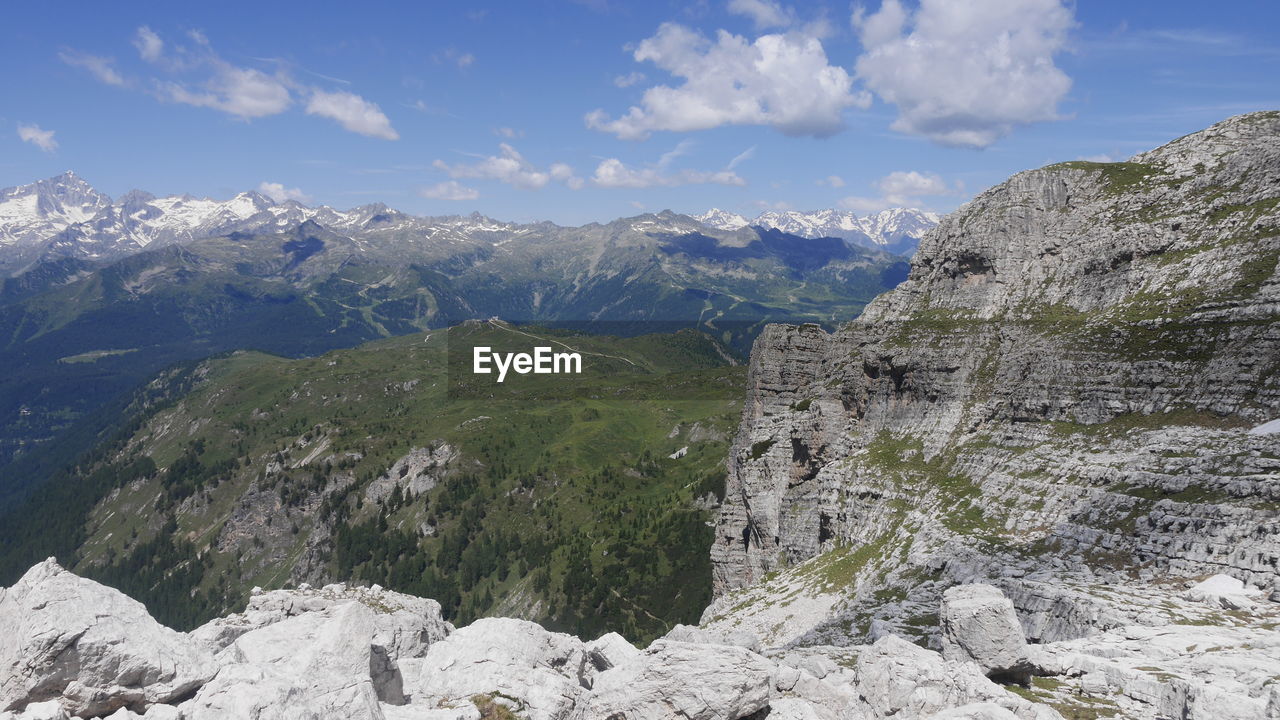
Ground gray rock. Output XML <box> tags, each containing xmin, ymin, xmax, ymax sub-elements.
<box><xmin>411</xmin><ymin>617</ymin><xmax>585</xmax><ymax>720</ymax></box>
<box><xmin>856</xmin><ymin>636</ymin><xmax>1062</xmax><ymax>720</ymax></box>
<box><xmin>940</xmin><ymin>585</ymin><xmax>1038</xmax><ymax>684</ymax></box>
<box><xmin>569</xmin><ymin>639</ymin><xmax>774</xmax><ymax>720</ymax></box>
<box><xmin>0</xmin><ymin>559</ymin><xmax>215</xmax><ymax>717</ymax></box>
<box><xmin>579</xmin><ymin>632</ymin><xmax>639</xmax><ymax>689</ymax></box>
<box><xmin>186</xmin><ymin>602</ymin><xmax>384</xmax><ymax>720</ymax></box>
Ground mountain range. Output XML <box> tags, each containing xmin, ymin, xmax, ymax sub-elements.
<box><xmin>695</xmin><ymin>207</ymin><xmax>939</xmax><ymax>254</ymax></box>
<box><xmin>0</xmin><ymin>173</ymin><xmax>915</xmax><ymax>500</ymax></box>
<box><xmin>0</xmin><ymin>172</ymin><xmax>936</xmax><ymax>277</ymax></box>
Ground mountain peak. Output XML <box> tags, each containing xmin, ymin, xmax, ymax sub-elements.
<box><xmin>696</xmin><ymin>207</ymin><xmax>936</xmax><ymax>254</ymax></box>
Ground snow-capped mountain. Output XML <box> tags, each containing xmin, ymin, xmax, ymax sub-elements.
<box><xmin>695</xmin><ymin>207</ymin><xmax>940</xmax><ymax>255</ymax></box>
<box><xmin>0</xmin><ymin>171</ymin><xmax>111</xmax><ymax>247</ymax></box>
<box><xmin>694</xmin><ymin>208</ymin><xmax>750</xmax><ymax>231</ymax></box>
<box><xmin>0</xmin><ymin>173</ymin><xmax>538</xmax><ymax>275</ymax></box>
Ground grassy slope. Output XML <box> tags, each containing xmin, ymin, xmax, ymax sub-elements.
<box><xmin>7</xmin><ymin>322</ymin><xmax>746</xmax><ymax>643</ymax></box>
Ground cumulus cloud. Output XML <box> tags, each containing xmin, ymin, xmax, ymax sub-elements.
<box><xmin>433</xmin><ymin>144</ymin><xmax>581</xmax><ymax>190</ymax></box>
<box><xmin>592</xmin><ymin>158</ymin><xmax>745</xmax><ymax>188</ymax></box>
<box><xmin>257</xmin><ymin>182</ymin><xmax>310</xmax><ymax>203</ymax></box>
<box><xmin>164</xmin><ymin>65</ymin><xmax>292</xmax><ymax>119</ymax></box>
<box><xmin>420</xmin><ymin>181</ymin><xmax>480</xmax><ymax>201</ymax></box>
<box><xmin>727</xmin><ymin>0</ymin><xmax>794</xmax><ymax>29</ymax></box>
<box><xmin>817</xmin><ymin>174</ymin><xmax>845</xmax><ymax>188</ymax></box>
<box><xmin>494</xmin><ymin>126</ymin><xmax>523</xmax><ymax>139</ymax></box>
<box><xmin>305</xmin><ymin>90</ymin><xmax>399</xmax><ymax>140</ymax></box>
<box><xmin>586</xmin><ymin>22</ymin><xmax>866</xmax><ymax>139</ymax></box>
<box><xmin>875</xmin><ymin>170</ymin><xmax>952</xmax><ymax>204</ymax></box>
<box><xmin>133</xmin><ymin>26</ymin><xmax>163</xmax><ymax>62</ymax></box>
<box><xmin>58</xmin><ymin>50</ymin><xmax>124</xmax><ymax>86</ymax></box>
<box><xmin>840</xmin><ymin>170</ymin><xmax>959</xmax><ymax>212</ymax></box>
<box><xmin>17</xmin><ymin>124</ymin><xmax>58</xmax><ymax>152</ymax></box>
<box><xmin>853</xmin><ymin>0</ymin><xmax>1075</xmax><ymax>148</ymax></box>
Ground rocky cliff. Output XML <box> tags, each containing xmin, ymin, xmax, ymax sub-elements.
<box><xmin>704</xmin><ymin>113</ymin><xmax>1280</xmax><ymax>698</ymax></box>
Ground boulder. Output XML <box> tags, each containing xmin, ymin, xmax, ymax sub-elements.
<box><xmin>412</xmin><ymin>617</ymin><xmax>585</xmax><ymax>720</ymax></box>
<box><xmin>578</xmin><ymin>632</ymin><xmax>639</xmax><ymax>688</ymax></box>
<box><xmin>0</xmin><ymin>559</ymin><xmax>215</xmax><ymax>717</ymax></box>
<box><xmin>192</xmin><ymin>582</ymin><xmax>451</xmax><ymax>660</ymax></box>
<box><xmin>856</xmin><ymin>635</ymin><xmax>1062</xmax><ymax>720</ymax></box>
<box><xmin>941</xmin><ymin>584</ymin><xmax>1038</xmax><ymax>684</ymax></box>
<box><xmin>185</xmin><ymin>602</ymin><xmax>384</xmax><ymax>720</ymax></box>
<box><xmin>568</xmin><ymin>639</ymin><xmax>774</xmax><ymax>720</ymax></box>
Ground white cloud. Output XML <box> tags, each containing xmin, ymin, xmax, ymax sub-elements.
<box><xmin>1076</xmin><ymin>153</ymin><xmax>1116</xmax><ymax>163</ymax></box>
<box><xmin>614</xmin><ymin>71</ymin><xmax>646</xmax><ymax>88</ymax></box>
<box><xmin>257</xmin><ymin>181</ymin><xmax>310</xmax><ymax>203</ymax></box>
<box><xmin>854</xmin><ymin>0</ymin><xmax>1075</xmax><ymax>148</ymax></box>
<box><xmin>876</xmin><ymin>170</ymin><xmax>951</xmax><ymax>204</ymax></box>
<box><xmin>134</xmin><ymin>26</ymin><xmax>163</xmax><ymax>62</ymax></box>
<box><xmin>817</xmin><ymin>174</ymin><xmax>845</xmax><ymax>187</ymax></box>
<box><xmin>494</xmin><ymin>126</ymin><xmax>523</xmax><ymax>139</ymax></box>
<box><xmin>550</xmin><ymin>163</ymin><xmax>586</xmax><ymax>190</ymax></box>
<box><xmin>586</xmin><ymin>22</ymin><xmax>866</xmax><ymax>139</ymax></box>
<box><xmin>305</xmin><ymin>90</ymin><xmax>399</xmax><ymax>140</ymax></box>
<box><xmin>58</xmin><ymin>50</ymin><xmax>124</xmax><ymax>86</ymax></box>
<box><xmin>839</xmin><ymin>169</ymin><xmax>959</xmax><ymax>211</ymax></box>
<box><xmin>592</xmin><ymin>158</ymin><xmax>745</xmax><ymax>188</ymax></box>
<box><xmin>164</xmin><ymin>64</ymin><xmax>292</xmax><ymax>119</ymax></box>
<box><xmin>82</xmin><ymin>28</ymin><xmax>399</xmax><ymax>140</ymax></box>
<box><xmin>17</xmin><ymin>124</ymin><xmax>58</xmax><ymax>152</ymax></box>
<box><xmin>433</xmin><ymin>144</ymin><xmax>581</xmax><ymax>190</ymax></box>
<box><xmin>420</xmin><ymin>181</ymin><xmax>480</xmax><ymax>201</ymax></box>
<box><xmin>727</xmin><ymin>0</ymin><xmax>794</xmax><ymax>29</ymax></box>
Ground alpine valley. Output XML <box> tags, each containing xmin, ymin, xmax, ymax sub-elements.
<box><xmin>0</xmin><ymin>174</ymin><xmax>925</xmax><ymax>495</ymax></box>
<box><xmin>1</xmin><ymin>112</ymin><xmax>1279</xmax><ymax>720</ymax></box>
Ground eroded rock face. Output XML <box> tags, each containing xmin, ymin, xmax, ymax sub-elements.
<box><xmin>709</xmin><ymin>112</ymin><xmax>1280</xmax><ymax>647</ymax></box>
<box><xmin>0</xmin><ymin>559</ymin><xmax>215</xmax><ymax>717</ymax></box>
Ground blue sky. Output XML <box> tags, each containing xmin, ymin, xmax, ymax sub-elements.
<box><xmin>3</xmin><ymin>0</ymin><xmax>1278</xmax><ymax>225</ymax></box>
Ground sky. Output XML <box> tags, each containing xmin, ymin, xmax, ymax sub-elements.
<box><xmin>2</xmin><ymin>0</ymin><xmax>1278</xmax><ymax>225</ymax></box>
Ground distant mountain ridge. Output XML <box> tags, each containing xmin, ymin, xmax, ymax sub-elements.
<box><xmin>0</xmin><ymin>172</ymin><xmax>554</xmax><ymax>276</ymax></box>
<box><xmin>695</xmin><ymin>207</ymin><xmax>939</xmax><ymax>254</ymax></box>
<box><xmin>0</xmin><ymin>173</ymin><xmax>932</xmax><ymax>277</ymax></box>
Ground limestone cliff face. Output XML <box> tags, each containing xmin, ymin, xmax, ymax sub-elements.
<box><xmin>711</xmin><ymin>113</ymin><xmax>1280</xmax><ymax>623</ymax></box>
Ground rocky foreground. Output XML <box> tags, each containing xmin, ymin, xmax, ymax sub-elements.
<box><xmin>2</xmin><ymin>559</ymin><xmax>1279</xmax><ymax>719</ymax></box>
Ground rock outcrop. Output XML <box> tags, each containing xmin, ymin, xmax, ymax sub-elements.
<box><xmin>0</xmin><ymin>560</ymin><xmax>215</xmax><ymax>717</ymax></box>
<box><xmin>0</xmin><ymin>560</ymin><xmax>1077</xmax><ymax>720</ymax></box>
<box><xmin>701</xmin><ymin>111</ymin><xmax>1280</xmax><ymax>718</ymax></box>
<box><xmin>710</xmin><ymin>111</ymin><xmax>1280</xmax><ymax>639</ymax></box>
